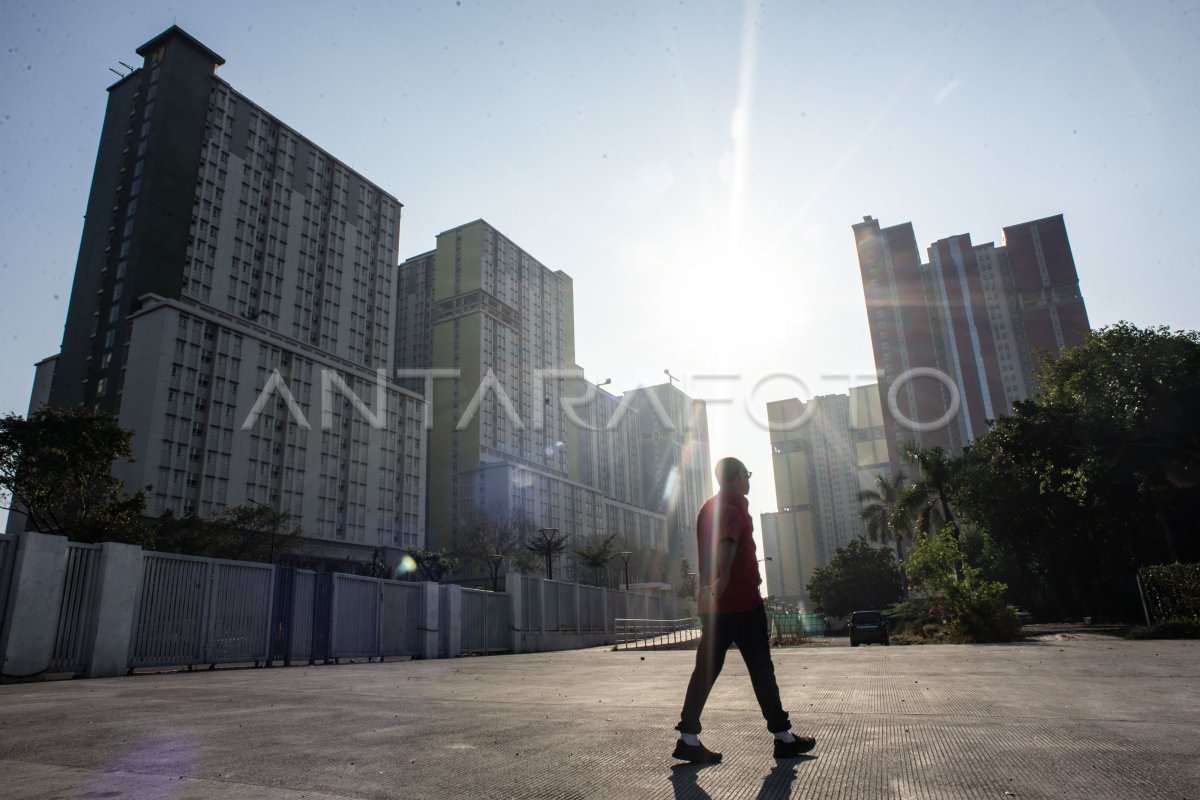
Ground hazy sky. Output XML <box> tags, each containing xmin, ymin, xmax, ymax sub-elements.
<box><xmin>2</xmin><ymin>1</ymin><xmax>1198</xmax><ymax>534</ymax></box>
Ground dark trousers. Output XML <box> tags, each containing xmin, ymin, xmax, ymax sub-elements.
<box><xmin>677</xmin><ymin>605</ymin><xmax>791</xmax><ymax>735</ymax></box>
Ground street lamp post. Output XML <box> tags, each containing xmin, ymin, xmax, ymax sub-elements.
<box><xmin>618</xmin><ymin>550</ymin><xmax>632</xmax><ymax>590</ymax></box>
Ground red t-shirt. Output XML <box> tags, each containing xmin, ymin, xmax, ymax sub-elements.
<box><xmin>696</xmin><ymin>491</ymin><xmax>763</xmax><ymax>614</ymax></box>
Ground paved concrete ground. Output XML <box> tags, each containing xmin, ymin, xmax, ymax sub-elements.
<box><xmin>1</xmin><ymin>635</ymin><xmax>1197</xmax><ymax>799</ymax></box>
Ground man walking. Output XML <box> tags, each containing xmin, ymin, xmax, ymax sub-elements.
<box><xmin>672</xmin><ymin>457</ymin><xmax>815</xmax><ymax>763</ymax></box>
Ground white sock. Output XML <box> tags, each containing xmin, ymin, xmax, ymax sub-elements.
<box><xmin>680</xmin><ymin>733</ymin><xmax>700</xmax><ymax>746</ymax></box>
<box><xmin>774</xmin><ymin>730</ymin><xmax>796</xmax><ymax>743</ymax></box>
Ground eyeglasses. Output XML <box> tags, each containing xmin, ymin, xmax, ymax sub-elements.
<box><xmin>744</xmin><ymin>470</ymin><xmax>753</xmax><ymax>479</ymax></box>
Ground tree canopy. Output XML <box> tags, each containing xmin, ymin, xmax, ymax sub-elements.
<box><xmin>857</xmin><ymin>472</ymin><xmax>917</xmax><ymax>561</ymax></box>
<box><xmin>954</xmin><ymin>322</ymin><xmax>1200</xmax><ymax>617</ymax></box>
<box><xmin>0</xmin><ymin>407</ymin><xmax>147</xmax><ymax>542</ymax></box>
<box><xmin>574</xmin><ymin>533</ymin><xmax>619</xmax><ymax>587</ymax></box>
<box><xmin>526</xmin><ymin>528</ymin><xmax>570</xmax><ymax>580</ymax></box>
<box><xmin>152</xmin><ymin>504</ymin><xmax>303</xmax><ymax>562</ymax></box>
<box><xmin>806</xmin><ymin>537</ymin><xmax>903</xmax><ymax>617</ymax></box>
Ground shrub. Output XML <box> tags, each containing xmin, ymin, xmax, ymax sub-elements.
<box><xmin>884</xmin><ymin>597</ymin><xmax>940</xmax><ymax>635</ymax></box>
<box><xmin>948</xmin><ymin>591</ymin><xmax>1021</xmax><ymax>642</ymax></box>
<box><xmin>905</xmin><ymin>527</ymin><xmax>1021</xmax><ymax>643</ymax></box>
<box><xmin>1138</xmin><ymin>564</ymin><xmax>1200</xmax><ymax>624</ymax></box>
<box><xmin>1126</xmin><ymin>618</ymin><xmax>1200</xmax><ymax>640</ymax></box>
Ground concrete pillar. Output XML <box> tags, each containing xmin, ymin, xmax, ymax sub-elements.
<box><xmin>86</xmin><ymin>542</ymin><xmax>145</xmax><ymax>678</ymax></box>
<box><xmin>420</xmin><ymin>582</ymin><xmax>439</xmax><ymax>660</ymax></box>
<box><xmin>0</xmin><ymin>531</ymin><xmax>68</xmax><ymax>682</ymax></box>
<box><xmin>441</xmin><ymin>584</ymin><xmax>462</xmax><ymax>658</ymax></box>
<box><xmin>507</xmin><ymin>574</ymin><xmax>523</xmax><ymax>654</ymax></box>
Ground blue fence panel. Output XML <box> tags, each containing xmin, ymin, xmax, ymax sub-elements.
<box><xmin>332</xmin><ymin>574</ymin><xmax>380</xmax><ymax>659</ymax></box>
<box><xmin>381</xmin><ymin>580</ymin><xmax>422</xmax><ymax>657</ymax></box>
<box><xmin>208</xmin><ymin>560</ymin><xmax>273</xmax><ymax>664</ymax></box>
<box><xmin>289</xmin><ymin>570</ymin><xmax>316</xmax><ymax>662</ymax></box>
<box><xmin>130</xmin><ymin>553</ymin><xmax>212</xmax><ymax>668</ymax></box>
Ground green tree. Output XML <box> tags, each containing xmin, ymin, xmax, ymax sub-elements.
<box><xmin>857</xmin><ymin>472</ymin><xmax>915</xmax><ymax>561</ymax></box>
<box><xmin>456</xmin><ymin>511</ymin><xmax>532</xmax><ymax>590</ymax></box>
<box><xmin>954</xmin><ymin>323</ymin><xmax>1200</xmax><ymax>617</ymax></box>
<box><xmin>0</xmin><ymin>407</ymin><xmax>148</xmax><ymax>543</ymax></box>
<box><xmin>151</xmin><ymin>504</ymin><xmax>303</xmax><ymax>562</ymax></box>
<box><xmin>903</xmin><ymin>444</ymin><xmax>961</xmax><ymax>538</ymax></box>
<box><xmin>905</xmin><ymin>527</ymin><xmax>1020</xmax><ymax>643</ymax></box>
<box><xmin>806</xmin><ymin>538</ymin><xmax>903</xmax><ymax>617</ymax></box>
<box><xmin>675</xmin><ymin>557</ymin><xmax>696</xmax><ymax>598</ymax></box>
<box><xmin>574</xmin><ymin>533</ymin><xmax>619</xmax><ymax>586</ymax></box>
<box><xmin>410</xmin><ymin>548</ymin><xmax>459</xmax><ymax>582</ymax></box>
<box><xmin>1034</xmin><ymin>321</ymin><xmax>1200</xmax><ymax>563</ymax></box>
<box><xmin>526</xmin><ymin>528</ymin><xmax>570</xmax><ymax>580</ymax></box>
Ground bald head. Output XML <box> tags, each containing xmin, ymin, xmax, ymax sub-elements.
<box><xmin>714</xmin><ymin>457</ymin><xmax>750</xmax><ymax>493</ymax></box>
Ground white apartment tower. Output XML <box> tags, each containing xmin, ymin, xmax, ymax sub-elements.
<box><xmin>27</xmin><ymin>27</ymin><xmax>427</xmax><ymax>563</ymax></box>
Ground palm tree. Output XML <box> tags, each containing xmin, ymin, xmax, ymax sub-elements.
<box><xmin>857</xmin><ymin>473</ymin><xmax>915</xmax><ymax>561</ymax></box>
<box><xmin>903</xmin><ymin>444</ymin><xmax>961</xmax><ymax>539</ymax></box>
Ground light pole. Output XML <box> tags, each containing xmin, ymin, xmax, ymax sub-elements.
<box><xmin>618</xmin><ymin>550</ymin><xmax>632</xmax><ymax>590</ymax></box>
<box><xmin>248</xmin><ymin>498</ymin><xmax>279</xmax><ymax>564</ymax></box>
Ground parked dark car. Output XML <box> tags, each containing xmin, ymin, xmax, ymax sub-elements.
<box><xmin>1013</xmin><ymin>607</ymin><xmax>1034</xmax><ymax>625</ymax></box>
<box><xmin>848</xmin><ymin>610</ymin><xmax>889</xmax><ymax>646</ymax></box>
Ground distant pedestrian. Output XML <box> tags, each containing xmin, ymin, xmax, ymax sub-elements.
<box><xmin>672</xmin><ymin>456</ymin><xmax>815</xmax><ymax>763</ymax></box>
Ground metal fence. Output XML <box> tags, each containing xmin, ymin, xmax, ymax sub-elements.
<box><xmin>614</xmin><ymin>618</ymin><xmax>700</xmax><ymax>650</ymax></box>
<box><xmin>129</xmin><ymin>553</ymin><xmax>273</xmax><ymax>668</ymax></box>
<box><xmin>1</xmin><ymin>530</ymin><xmax>708</xmax><ymax>676</ymax></box>
<box><xmin>553</xmin><ymin>580</ymin><xmax>576</xmax><ymax>631</ymax></box>
<box><xmin>0</xmin><ymin>536</ymin><xmax>19</xmax><ymax>651</ymax></box>
<box><xmin>48</xmin><ymin>543</ymin><xmax>101</xmax><ymax>674</ymax></box>
<box><xmin>332</xmin><ymin>574</ymin><xmax>380</xmax><ymax>658</ymax></box>
<box><xmin>286</xmin><ymin>569</ymin><xmax>314</xmax><ymax>662</ymax></box>
<box><xmin>579</xmin><ymin>584</ymin><xmax>604</xmax><ymax>632</ymax></box>
<box><xmin>521</xmin><ymin>575</ymin><xmax>542</xmax><ymax>632</ymax></box>
<box><xmin>381</xmin><ymin>580</ymin><xmax>423</xmax><ymax>657</ymax></box>
<box><xmin>460</xmin><ymin>588</ymin><xmax>511</xmax><ymax>653</ymax></box>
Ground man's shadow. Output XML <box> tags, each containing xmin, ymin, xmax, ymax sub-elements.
<box><xmin>668</xmin><ymin>756</ymin><xmax>815</xmax><ymax>800</ymax></box>
<box><xmin>754</xmin><ymin>758</ymin><xmax>813</xmax><ymax>799</ymax></box>
<box><xmin>669</xmin><ymin>762</ymin><xmax>718</xmax><ymax>800</ymax></box>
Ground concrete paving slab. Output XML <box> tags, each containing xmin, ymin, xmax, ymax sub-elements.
<box><xmin>0</xmin><ymin>637</ymin><xmax>1197</xmax><ymax>799</ymax></box>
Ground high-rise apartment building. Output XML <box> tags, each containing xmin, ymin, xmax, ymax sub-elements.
<box><xmin>625</xmin><ymin>383</ymin><xmax>712</xmax><ymax>572</ymax></box>
<box><xmin>398</xmin><ymin>221</ymin><xmax>705</xmax><ymax>585</ymax></box>
<box><xmin>22</xmin><ymin>27</ymin><xmax>427</xmax><ymax>562</ymax></box>
<box><xmin>853</xmin><ymin>214</ymin><xmax>1089</xmax><ymax>471</ymax></box>
<box><xmin>760</xmin><ymin>384</ymin><xmax>889</xmax><ymax>610</ymax></box>
<box><xmin>395</xmin><ymin>221</ymin><xmax>708</xmax><ymax>581</ymax></box>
